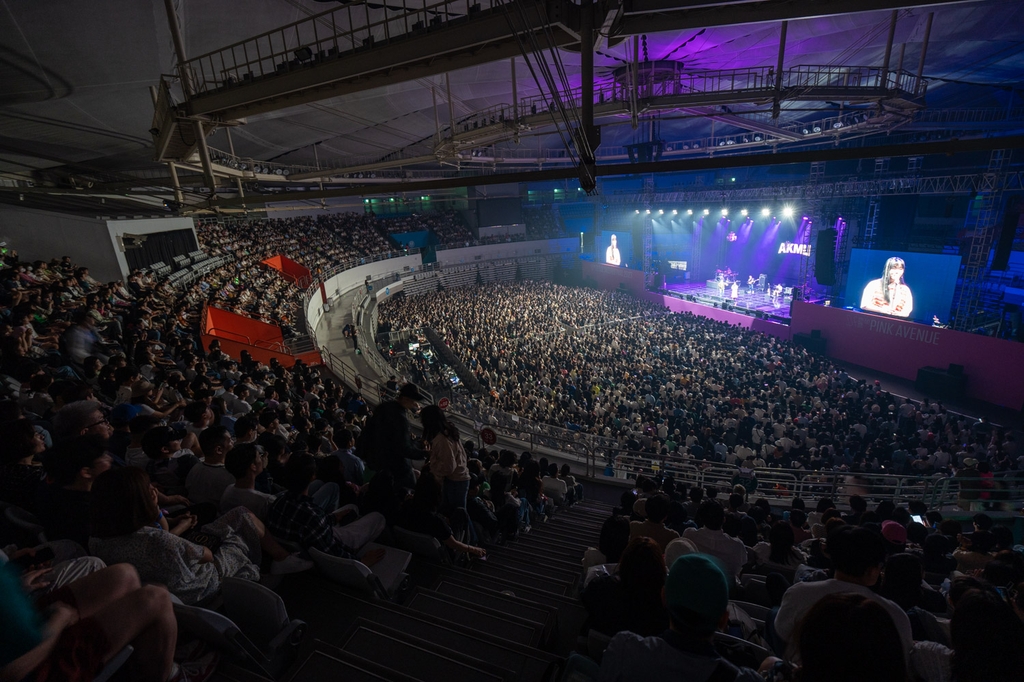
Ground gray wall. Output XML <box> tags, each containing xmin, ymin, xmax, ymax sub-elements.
<box><xmin>0</xmin><ymin>207</ymin><xmax>121</xmax><ymax>281</ymax></box>
<box><xmin>0</xmin><ymin>206</ymin><xmax>196</xmax><ymax>282</ymax></box>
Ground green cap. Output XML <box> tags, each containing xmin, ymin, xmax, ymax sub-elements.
<box><xmin>664</xmin><ymin>554</ymin><xmax>729</xmax><ymax>634</ymax></box>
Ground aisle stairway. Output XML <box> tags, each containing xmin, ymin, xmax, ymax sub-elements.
<box><xmin>212</xmin><ymin>499</ymin><xmax>615</xmax><ymax>682</ymax></box>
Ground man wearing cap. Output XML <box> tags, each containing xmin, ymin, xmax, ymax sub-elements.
<box><xmin>356</xmin><ymin>384</ymin><xmax>427</xmax><ymax>490</ymax></box>
<box><xmin>598</xmin><ymin>554</ymin><xmax>761</xmax><ymax>681</ymax></box>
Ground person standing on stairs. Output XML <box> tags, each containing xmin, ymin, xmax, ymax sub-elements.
<box><xmin>421</xmin><ymin>405</ymin><xmax>475</xmax><ymax>543</ymax></box>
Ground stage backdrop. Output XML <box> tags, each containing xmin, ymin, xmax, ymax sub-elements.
<box><xmin>790</xmin><ymin>301</ymin><xmax>1024</xmax><ymax>409</ymax></box>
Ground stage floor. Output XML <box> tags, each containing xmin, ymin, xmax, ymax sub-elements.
<box><xmin>662</xmin><ymin>282</ymin><xmax>794</xmax><ymax>320</ymax></box>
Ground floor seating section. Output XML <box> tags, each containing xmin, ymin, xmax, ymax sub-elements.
<box><xmin>204</xmin><ymin>499</ymin><xmax>612</xmax><ymax>682</ymax></box>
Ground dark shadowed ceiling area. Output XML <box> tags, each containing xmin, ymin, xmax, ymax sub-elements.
<box><xmin>1</xmin><ymin>0</ymin><xmax>1022</xmax><ymax>212</ymax></box>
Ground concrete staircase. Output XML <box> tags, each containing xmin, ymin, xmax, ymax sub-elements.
<box><xmin>211</xmin><ymin>499</ymin><xmax>615</xmax><ymax>682</ymax></box>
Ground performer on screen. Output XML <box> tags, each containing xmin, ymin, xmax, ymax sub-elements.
<box><xmin>605</xmin><ymin>234</ymin><xmax>621</xmax><ymax>266</ymax></box>
<box><xmin>860</xmin><ymin>256</ymin><xmax>913</xmax><ymax>318</ymax></box>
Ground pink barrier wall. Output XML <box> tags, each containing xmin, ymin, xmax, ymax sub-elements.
<box><xmin>790</xmin><ymin>302</ymin><xmax>1024</xmax><ymax>409</ymax></box>
<box><xmin>581</xmin><ymin>262</ymin><xmax>792</xmax><ymax>341</ymax></box>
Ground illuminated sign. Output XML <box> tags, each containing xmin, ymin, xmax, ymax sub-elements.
<box><xmin>668</xmin><ymin>260</ymin><xmax>688</xmax><ymax>271</ymax></box>
<box><xmin>778</xmin><ymin>242</ymin><xmax>812</xmax><ymax>256</ymax></box>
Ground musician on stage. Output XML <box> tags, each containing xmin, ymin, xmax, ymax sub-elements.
<box><xmin>747</xmin><ymin>275</ymin><xmax>755</xmax><ymax>295</ymax></box>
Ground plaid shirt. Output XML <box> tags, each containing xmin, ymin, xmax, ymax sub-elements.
<box><xmin>267</xmin><ymin>492</ymin><xmax>354</xmax><ymax>558</ymax></box>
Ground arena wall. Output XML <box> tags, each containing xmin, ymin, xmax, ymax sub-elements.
<box><xmin>434</xmin><ymin>238</ymin><xmax>577</xmax><ymax>266</ymax></box>
<box><xmin>307</xmin><ymin>254</ymin><xmax>423</xmax><ymax>332</ymax></box>
<box><xmin>790</xmin><ymin>302</ymin><xmax>1024</xmax><ymax>409</ymax></box>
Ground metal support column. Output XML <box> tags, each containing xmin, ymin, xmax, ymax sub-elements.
<box><xmin>772</xmin><ymin>21</ymin><xmax>788</xmax><ymax>120</ymax></box>
<box><xmin>163</xmin><ymin>0</ymin><xmax>215</xmax><ymax>194</ymax></box>
<box><xmin>577</xmin><ymin>0</ymin><xmax>598</xmax><ymax>192</ymax></box>
<box><xmin>952</xmin><ymin>149</ymin><xmax>1007</xmax><ymax>330</ymax></box>
<box><xmin>642</xmin><ymin>176</ymin><xmax>654</xmax><ymax>288</ymax></box>
<box><xmin>166</xmin><ymin>162</ymin><xmax>184</xmax><ymax>206</ymax></box>
<box><xmin>915</xmin><ymin>12</ymin><xmax>934</xmax><ymax>95</ymax></box>
<box><xmin>880</xmin><ymin>10</ymin><xmax>898</xmax><ymax>88</ymax></box>
<box><xmin>224</xmin><ymin>127</ymin><xmax>246</xmax><ymax>204</ymax></box>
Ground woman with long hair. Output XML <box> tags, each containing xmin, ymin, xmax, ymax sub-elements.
<box><xmin>860</xmin><ymin>256</ymin><xmax>913</xmax><ymax>318</ymax></box>
<box><xmin>420</xmin><ymin>405</ymin><xmax>471</xmax><ymax>516</ymax></box>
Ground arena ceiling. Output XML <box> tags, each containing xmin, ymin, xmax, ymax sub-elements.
<box><xmin>1</xmin><ymin>0</ymin><xmax>1023</xmax><ymax>212</ymax></box>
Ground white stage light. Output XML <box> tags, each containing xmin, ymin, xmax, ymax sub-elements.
<box><xmin>721</xmin><ymin>208</ymin><xmax>728</xmax><ymax>216</ymax></box>
<box><xmin>740</xmin><ymin>209</ymin><xmax>748</xmax><ymax>216</ymax></box>
<box><xmin>783</xmin><ymin>206</ymin><xmax>794</xmax><ymax>218</ymax></box>
<box><xmin>761</xmin><ymin>208</ymin><xmax>770</xmax><ymax>217</ymax></box>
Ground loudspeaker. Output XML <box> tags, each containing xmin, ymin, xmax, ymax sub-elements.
<box><xmin>811</xmin><ymin>329</ymin><xmax>822</xmax><ymax>339</ymax></box>
<box><xmin>815</xmin><ymin>228</ymin><xmax>838</xmax><ymax>286</ymax></box>
<box><xmin>948</xmin><ymin>363</ymin><xmax>964</xmax><ymax>376</ymax></box>
<box><xmin>991</xmin><ymin>200</ymin><xmax>1021</xmax><ymax>271</ymax></box>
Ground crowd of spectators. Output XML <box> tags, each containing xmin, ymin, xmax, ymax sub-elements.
<box><xmin>2</xmin><ymin>220</ymin><xmax>1023</xmax><ymax>682</ymax></box>
<box><xmin>0</xmin><ymin>241</ymin><xmax>494</xmax><ymax>680</ymax></box>
<box><xmin>377</xmin><ymin>209</ymin><xmax>474</xmax><ymax>246</ymax></box>
<box><xmin>578</xmin><ymin>476</ymin><xmax>1024</xmax><ymax>682</ymax></box>
<box><xmin>523</xmin><ymin>205</ymin><xmax>567</xmax><ymax>239</ymax></box>
<box><xmin>377</xmin><ymin>282</ymin><xmax>1022</xmax><ymax>503</ymax></box>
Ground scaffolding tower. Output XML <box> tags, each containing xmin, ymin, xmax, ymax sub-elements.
<box><xmin>951</xmin><ymin>149</ymin><xmax>1007</xmax><ymax>331</ymax></box>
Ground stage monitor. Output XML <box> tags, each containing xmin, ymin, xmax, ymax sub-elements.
<box><xmin>846</xmin><ymin>249</ymin><xmax>961</xmax><ymax>324</ymax></box>
<box><xmin>597</xmin><ymin>230</ymin><xmax>632</xmax><ymax>267</ymax></box>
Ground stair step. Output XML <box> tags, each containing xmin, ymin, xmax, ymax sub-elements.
<box><xmin>483</xmin><ymin>546</ymin><xmax>582</xmax><ymax>574</ymax></box>
<box><xmin>468</xmin><ymin>561</ymin><xmax>576</xmax><ymax>596</ymax></box>
<box><xmin>403</xmin><ymin>589</ymin><xmax>546</xmax><ymax>647</ymax></box>
<box><xmin>427</xmin><ymin>583</ymin><xmax>558</xmax><ymax>645</ymax></box>
<box><xmin>515</xmin><ymin>531</ymin><xmax>593</xmax><ymax>551</ymax></box>
<box><xmin>472</xmin><ymin>556</ymin><xmax>578</xmax><ymax>590</ymax></box>
<box><xmin>285</xmin><ymin>645</ymin><xmax>422</xmax><ymax>682</ymax></box>
<box><xmin>275</xmin><ymin>577</ymin><xmax>559</xmax><ymax>681</ymax></box>
<box><xmin>334</xmin><ymin>621</ymin><xmax>507</xmax><ymax>682</ymax></box>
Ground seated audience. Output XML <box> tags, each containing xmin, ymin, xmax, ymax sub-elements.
<box><xmin>89</xmin><ymin>467</ymin><xmax>308</xmax><ymax>605</ymax></box>
<box><xmin>774</xmin><ymin>526</ymin><xmax>913</xmax><ymax>659</ymax></box>
<box><xmin>682</xmin><ymin>501</ymin><xmax>748</xmax><ymax>584</ymax></box>
<box><xmin>597</xmin><ymin>553</ymin><xmax>761</xmax><ymax>681</ymax></box>
<box><xmin>582</xmin><ymin>536</ymin><xmax>669</xmax><ymax>637</ymax></box>
<box><xmin>268</xmin><ymin>454</ymin><xmax>390</xmax><ymax>563</ymax></box>
<box><xmin>629</xmin><ymin>494</ymin><xmax>680</xmax><ymax>553</ymax></box>
<box><xmin>220</xmin><ymin>443</ymin><xmax>278</xmax><ymax>520</ymax></box>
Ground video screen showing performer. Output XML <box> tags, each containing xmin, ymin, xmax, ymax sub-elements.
<box><xmin>860</xmin><ymin>256</ymin><xmax>913</xmax><ymax>318</ymax></box>
<box><xmin>605</xmin><ymin>233</ymin><xmax>621</xmax><ymax>266</ymax></box>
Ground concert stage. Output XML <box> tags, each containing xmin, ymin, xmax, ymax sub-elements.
<box><xmin>662</xmin><ymin>281</ymin><xmax>796</xmax><ymax>321</ymax></box>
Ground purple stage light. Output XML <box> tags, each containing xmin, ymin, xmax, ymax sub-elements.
<box><xmin>726</xmin><ymin>231</ymin><xmax>738</xmax><ymax>242</ymax></box>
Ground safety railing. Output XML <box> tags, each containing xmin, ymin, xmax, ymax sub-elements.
<box><xmin>203</xmin><ymin>325</ymin><xmax>292</xmax><ymax>354</ymax></box>
<box><xmin>182</xmin><ymin>0</ymin><xmax>507</xmax><ymax>96</ymax></box>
